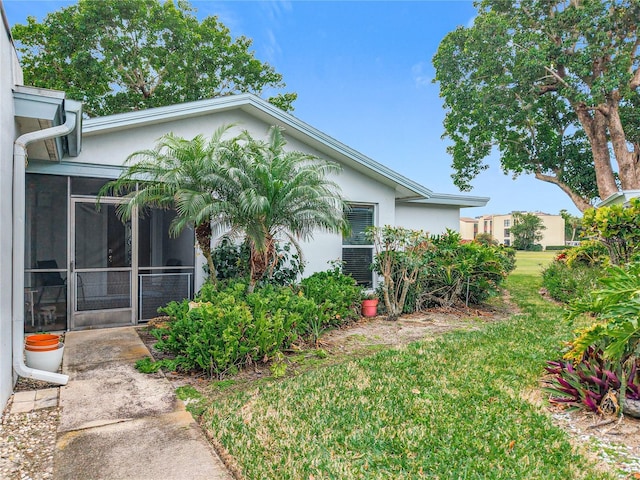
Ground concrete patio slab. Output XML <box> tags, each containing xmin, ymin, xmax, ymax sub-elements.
<box><xmin>62</xmin><ymin>327</ymin><xmax>151</xmax><ymax>371</ymax></box>
<box><xmin>58</xmin><ymin>362</ymin><xmax>176</xmax><ymax>432</ymax></box>
<box><xmin>55</xmin><ymin>410</ymin><xmax>231</xmax><ymax>480</ymax></box>
<box><xmin>54</xmin><ymin>326</ymin><xmax>233</xmax><ymax>479</ymax></box>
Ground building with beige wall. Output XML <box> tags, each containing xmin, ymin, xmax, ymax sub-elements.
<box><xmin>459</xmin><ymin>217</ymin><xmax>478</xmax><ymax>240</ymax></box>
<box><xmin>460</xmin><ymin>212</ymin><xmax>565</xmax><ymax>249</ymax></box>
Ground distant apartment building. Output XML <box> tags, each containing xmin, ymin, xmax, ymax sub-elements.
<box><xmin>459</xmin><ymin>217</ymin><xmax>478</xmax><ymax>240</ymax></box>
<box><xmin>459</xmin><ymin>212</ymin><xmax>565</xmax><ymax>249</ymax></box>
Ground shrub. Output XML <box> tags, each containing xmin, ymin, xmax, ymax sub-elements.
<box><xmin>544</xmin><ymin>261</ymin><xmax>640</xmax><ymax>414</ymax></box>
<box><xmin>152</xmin><ymin>295</ymin><xmax>260</xmax><ymax>377</ymax></box>
<box><xmin>367</xmin><ymin>226</ymin><xmax>433</xmax><ymax>318</ymax></box>
<box><xmin>565</xmin><ymin>261</ymin><xmax>640</xmax><ymax>363</ymax></box>
<box><xmin>300</xmin><ymin>267</ymin><xmax>362</xmax><ymax>327</ymax></box>
<box><xmin>373</xmin><ymin>230</ymin><xmax>516</xmax><ymax>313</ymax></box>
<box><xmin>544</xmin><ymin>347</ymin><xmax>640</xmax><ymax>414</ymax></box>
<box><xmin>198</xmin><ymin>280</ymin><xmax>319</xmax><ymax>339</ymax></box>
<box><xmin>210</xmin><ymin>237</ymin><xmax>303</xmax><ymax>286</ymax></box>
<box><xmin>563</xmin><ymin>240</ymin><xmax>608</xmax><ymax>268</ymax></box>
<box><xmin>211</xmin><ymin>236</ymin><xmax>250</xmax><ymax>280</ymax></box>
<box><xmin>545</xmin><ymin>245</ymin><xmax>568</xmax><ymax>251</ymax></box>
<box><xmin>412</xmin><ymin>234</ymin><xmax>515</xmax><ymax>310</ymax></box>
<box><xmin>474</xmin><ymin>232</ymin><xmax>498</xmax><ymax>246</ymax></box>
<box><xmin>582</xmin><ymin>197</ymin><xmax>640</xmax><ymax>265</ymax></box>
<box><xmin>148</xmin><ymin>280</ymin><xmax>320</xmax><ymax>377</ymax></box>
<box><xmin>541</xmin><ymin>260</ymin><xmax>603</xmax><ymax>303</ymax></box>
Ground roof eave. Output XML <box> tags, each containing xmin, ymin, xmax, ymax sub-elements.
<box><xmin>405</xmin><ymin>193</ymin><xmax>490</xmax><ymax>208</ymax></box>
<box><xmin>83</xmin><ymin>94</ymin><xmax>487</xmax><ymax>205</ymax></box>
<box><xmin>597</xmin><ymin>190</ymin><xmax>640</xmax><ymax>208</ymax></box>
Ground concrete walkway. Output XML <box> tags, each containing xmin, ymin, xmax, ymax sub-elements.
<box><xmin>54</xmin><ymin>327</ymin><xmax>233</xmax><ymax>480</ymax></box>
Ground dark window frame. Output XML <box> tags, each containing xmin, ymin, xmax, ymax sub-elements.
<box><xmin>342</xmin><ymin>204</ymin><xmax>375</xmax><ymax>287</ymax></box>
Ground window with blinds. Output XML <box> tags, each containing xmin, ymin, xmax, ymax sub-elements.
<box><xmin>342</xmin><ymin>205</ymin><xmax>374</xmax><ymax>287</ymax></box>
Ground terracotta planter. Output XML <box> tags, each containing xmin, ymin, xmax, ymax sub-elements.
<box><xmin>25</xmin><ymin>342</ymin><xmax>63</xmax><ymax>352</ymax></box>
<box><xmin>361</xmin><ymin>298</ymin><xmax>379</xmax><ymax>317</ymax></box>
<box><xmin>26</xmin><ymin>333</ymin><xmax>60</xmax><ymax>347</ymax></box>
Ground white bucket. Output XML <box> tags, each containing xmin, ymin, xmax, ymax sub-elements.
<box><xmin>25</xmin><ymin>344</ymin><xmax>64</xmax><ymax>373</ymax></box>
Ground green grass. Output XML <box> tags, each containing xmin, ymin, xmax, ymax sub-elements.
<box><xmin>513</xmin><ymin>250</ymin><xmax>556</xmax><ymax>276</ymax></box>
<box><xmin>199</xmin><ymin>251</ymin><xmax>612</xmax><ymax>479</ymax></box>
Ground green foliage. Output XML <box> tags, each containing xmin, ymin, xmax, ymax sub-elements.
<box><xmin>202</xmin><ymin>261</ymin><xmax>613</xmax><ymax>479</ymax></box>
<box><xmin>541</xmin><ymin>242</ymin><xmax>607</xmax><ymax>303</ymax></box>
<box><xmin>564</xmin><ymin>240</ymin><xmax>609</xmax><ymax>268</ymax></box>
<box><xmin>510</xmin><ymin>212</ymin><xmax>546</xmax><ymax>251</ymax></box>
<box><xmin>145</xmin><ymin>275</ymin><xmax>363</xmax><ymax>377</ymax></box>
<box><xmin>269</xmin><ymin>351</ymin><xmax>288</xmax><ymax>379</ymax></box>
<box><xmin>474</xmin><ymin>232</ymin><xmax>498</xmax><ymax>246</ymax></box>
<box><xmin>300</xmin><ymin>267</ymin><xmax>363</xmax><ymax>326</ymax></box>
<box><xmin>180</xmin><ymin>126</ymin><xmax>348</xmax><ymax>291</ymax></box>
<box><xmin>545</xmin><ymin>347</ymin><xmax>640</xmax><ymax>414</ymax></box>
<box><xmin>12</xmin><ymin>0</ymin><xmax>296</xmax><ymax>116</ymax></box>
<box><xmin>565</xmin><ymin>262</ymin><xmax>640</xmax><ymax>363</ymax></box>
<box><xmin>560</xmin><ymin>209</ymin><xmax>582</xmax><ymax>243</ymax></box>
<box><xmin>433</xmin><ymin>0</ymin><xmax>640</xmax><ymax>211</ymax></box>
<box><xmin>149</xmin><ymin>283</ymin><xmax>309</xmax><ymax>377</ymax></box>
<box><xmin>545</xmin><ymin>245</ymin><xmax>568</xmax><ymax>251</ymax></box>
<box><xmin>211</xmin><ymin>236</ymin><xmax>251</xmax><ymax>280</ymax></box>
<box><xmin>406</xmin><ymin>232</ymin><xmax>515</xmax><ymax>311</ymax></box>
<box><xmin>541</xmin><ymin>260</ymin><xmax>603</xmax><ymax>304</ymax></box>
<box><xmin>135</xmin><ymin>357</ymin><xmax>161</xmax><ymax>373</ymax></box>
<box><xmin>582</xmin><ymin>198</ymin><xmax>640</xmax><ymax>265</ymax></box>
<box><xmin>153</xmin><ymin>297</ymin><xmax>258</xmax><ymax>377</ymax></box>
<box><xmin>211</xmin><ymin>237</ymin><xmax>304</xmax><ymax>287</ymax></box>
<box><xmin>371</xmin><ymin>229</ymin><xmax>515</xmax><ymax>313</ymax></box>
<box><xmin>367</xmin><ymin>226</ymin><xmax>433</xmax><ymax>318</ymax></box>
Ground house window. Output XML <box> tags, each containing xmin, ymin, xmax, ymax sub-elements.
<box><xmin>342</xmin><ymin>205</ymin><xmax>374</xmax><ymax>287</ymax></box>
<box><xmin>504</xmin><ymin>219</ymin><xmax>511</xmax><ymax>227</ymax></box>
<box><xmin>504</xmin><ymin>229</ymin><xmax>510</xmax><ymax>238</ymax></box>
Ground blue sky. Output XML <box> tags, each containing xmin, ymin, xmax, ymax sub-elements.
<box><xmin>3</xmin><ymin>0</ymin><xmax>582</xmax><ymax>217</ymax></box>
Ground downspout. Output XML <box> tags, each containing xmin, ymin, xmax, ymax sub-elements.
<box><xmin>12</xmin><ymin>111</ymin><xmax>77</xmax><ymax>385</ymax></box>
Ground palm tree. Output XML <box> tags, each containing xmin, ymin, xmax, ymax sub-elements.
<box><xmin>98</xmin><ymin>124</ymin><xmax>238</xmax><ymax>278</ymax></box>
<box><xmin>180</xmin><ymin>126</ymin><xmax>349</xmax><ymax>291</ymax></box>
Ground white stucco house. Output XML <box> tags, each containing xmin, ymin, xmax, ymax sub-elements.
<box><xmin>0</xmin><ymin>4</ymin><xmax>488</xmax><ymax>409</ymax></box>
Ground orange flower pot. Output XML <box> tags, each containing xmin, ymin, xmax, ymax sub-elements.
<box><xmin>25</xmin><ymin>334</ymin><xmax>60</xmax><ymax>347</ymax></box>
<box><xmin>361</xmin><ymin>298</ymin><xmax>379</xmax><ymax>317</ymax></box>
<box><xmin>25</xmin><ymin>342</ymin><xmax>63</xmax><ymax>352</ymax></box>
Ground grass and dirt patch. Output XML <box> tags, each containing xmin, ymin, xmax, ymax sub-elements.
<box><xmin>135</xmin><ymin>251</ymin><xmax>640</xmax><ymax>478</ymax></box>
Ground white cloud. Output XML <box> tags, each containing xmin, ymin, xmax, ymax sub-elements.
<box><xmin>411</xmin><ymin>62</ymin><xmax>432</xmax><ymax>88</ymax></box>
<box><xmin>263</xmin><ymin>29</ymin><xmax>282</xmax><ymax>62</ymax></box>
<box><xmin>260</xmin><ymin>0</ymin><xmax>293</xmax><ymax>22</ymax></box>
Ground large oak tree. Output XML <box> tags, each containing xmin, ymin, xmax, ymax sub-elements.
<box><xmin>12</xmin><ymin>0</ymin><xmax>296</xmax><ymax>117</ymax></box>
<box><xmin>433</xmin><ymin>0</ymin><xmax>640</xmax><ymax>212</ymax></box>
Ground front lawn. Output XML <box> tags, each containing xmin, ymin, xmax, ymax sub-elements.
<box><xmin>194</xmin><ymin>251</ymin><xmax>611</xmax><ymax>479</ymax></box>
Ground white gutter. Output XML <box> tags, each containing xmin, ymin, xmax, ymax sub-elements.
<box><xmin>12</xmin><ymin>111</ymin><xmax>77</xmax><ymax>385</ymax></box>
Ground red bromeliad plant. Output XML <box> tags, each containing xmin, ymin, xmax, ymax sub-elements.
<box><xmin>544</xmin><ymin>346</ymin><xmax>640</xmax><ymax>413</ymax></box>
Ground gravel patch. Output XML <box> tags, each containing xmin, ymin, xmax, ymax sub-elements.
<box><xmin>0</xmin><ymin>397</ymin><xmax>59</xmax><ymax>480</ymax></box>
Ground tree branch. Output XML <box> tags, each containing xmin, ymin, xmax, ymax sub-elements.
<box><xmin>534</xmin><ymin>171</ymin><xmax>592</xmax><ymax>212</ymax></box>
<box><xmin>544</xmin><ymin>65</ymin><xmax>571</xmax><ymax>89</ymax></box>
<box><xmin>630</xmin><ymin>65</ymin><xmax>640</xmax><ymax>91</ymax></box>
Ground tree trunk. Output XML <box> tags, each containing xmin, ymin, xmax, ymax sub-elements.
<box><xmin>195</xmin><ymin>222</ymin><xmax>216</xmax><ymax>282</ymax></box>
<box><xmin>607</xmin><ymin>95</ymin><xmax>640</xmax><ymax>190</ymax></box>
<box><xmin>575</xmin><ymin>104</ymin><xmax>619</xmax><ymax>202</ymax></box>
<box><xmin>248</xmin><ymin>233</ymin><xmax>275</xmax><ymax>292</ymax></box>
